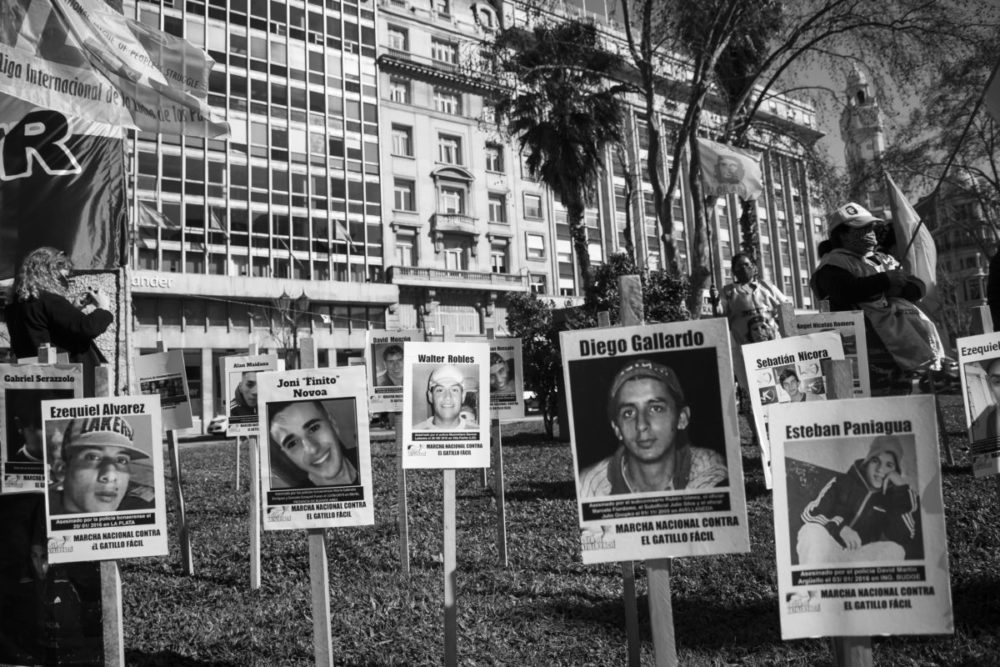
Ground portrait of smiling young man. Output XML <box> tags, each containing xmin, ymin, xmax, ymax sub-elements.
<box><xmin>268</xmin><ymin>400</ymin><xmax>360</xmax><ymax>488</ymax></box>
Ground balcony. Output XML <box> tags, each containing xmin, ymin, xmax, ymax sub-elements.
<box><xmin>377</xmin><ymin>47</ymin><xmax>497</xmax><ymax>93</ymax></box>
<box><xmin>432</xmin><ymin>213</ymin><xmax>478</xmax><ymax>236</ymax></box>
<box><xmin>388</xmin><ymin>266</ymin><xmax>530</xmax><ymax>292</ymax></box>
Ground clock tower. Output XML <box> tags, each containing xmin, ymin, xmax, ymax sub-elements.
<box><xmin>839</xmin><ymin>65</ymin><xmax>888</xmax><ymax>214</ymax></box>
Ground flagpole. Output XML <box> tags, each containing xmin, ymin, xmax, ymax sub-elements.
<box><xmin>900</xmin><ymin>61</ymin><xmax>998</xmax><ymax>259</ymax></box>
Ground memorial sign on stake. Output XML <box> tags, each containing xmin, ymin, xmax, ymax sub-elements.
<box><xmin>135</xmin><ymin>350</ymin><xmax>193</xmax><ymax>431</ymax></box>
<box><xmin>402</xmin><ymin>341</ymin><xmax>491</xmax><ymax>469</ymax></box>
<box><xmin>223</xmin><ymin>353</ymin><xmax>279</xmax><ymax>436</ymax></box>
<box><xmin>742</xmin><ymin>331</ymin><xmax>846</xmax><ymax>488</ymax></box>
<box><xmin>957</xmin><ymin>332</ymin><xmax>1000</xmax><ymax>477</ymax></box>
<box><xmin>792</xmin><ymin>312</ymin><xmax>871</xmax><ymax>398</ymax></box>
<box><xmin>367</xmin><ymin>329</ymin><xmax>424</xmax><ymax>413</ymax></box>
<box><xmin>560</xmin><ymin>319</ymin><xmax>750</xmax><ymax>564</ymax></box>
<box><xmin>41</xmin><ymin>395</ymin><xmax>168</xmax><ymax>564</ymax></box>
<box><xmin>0</xmin><ymin>362</ymin><xmax>83</xmax><ymax>493</ymax></box>
<box><xmin>488</xmin><ymin>338</ymin><xmax>525</xmax><ymax>420</ymax></box>
<box><xmin>770</xmin><ymin>395</ymin><xmax>953</xmax><ymax>639</ymax></box>
<box><xmin>256</xmin><ymin>366</ymin><xmax>375</xmax><ymax>530</ymax></box>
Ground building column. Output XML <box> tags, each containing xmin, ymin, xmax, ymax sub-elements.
<box><xmin>201</xmin><ymin>346</ymin><xmax>213</xmax><ymax>434</ymax></box>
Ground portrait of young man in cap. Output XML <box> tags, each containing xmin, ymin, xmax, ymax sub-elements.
<box><xmin>48</xmin><ymin>416</ymin><xmax>155</xmax><ymax>515</ymax></box>
<box><xmin>578</xmin><ymin>359</ymin><xmax>728</xmax><ymax>498</ymax></box>
<box><xmin>267</xmin><ymin>399</ymin><xmax>360</xmax><ymax>488</ymax></box>
<box><xmin>414</xmin><ymin>364</ymin><xmax>478</xmax><ymax>430</ymax></box>
<box><xmin>488</xmin><ymin>352</ymin><xmax>515</xmax><ymax>396</ymax></box>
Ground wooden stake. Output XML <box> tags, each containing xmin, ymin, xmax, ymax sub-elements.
<box><xmin>647</xmin><ymin>560</ymin><xmax>677</xmax><ymax>666</ymax></box>
<box><xmin>247</xmin><ymin>343</ymin><xmax>261</xmax><ymax>590</ymax></box>
<box><xmin>156</xmin><ymin>341</ymin><xmax>194</xmax><ymax>575</ymax></box>
<box><xmin>235</xmin><ymin>435</ymin><xmax>242</xmax><ymax>491</ymax></box>
<box><xmin>300</xmin><ymin>337</ymin><xmax>334</xmax><ymax>666</ymax></box>
<box><xmin>443</xmin><ymin>467</ymin><xmax>457</xmax><ymax>666</ymax></box>
<box><xmin>396</xmin><ymin>413</ymin><xmax>410</xmax><ymax>576</ymax></box>
<box><xmin>94</xmin><ymin>364</ymin><xmax>124</xmax><ymax>667</ymax></box>
<box><xmin>492</xmin><ymin>419</ymin><xmax>508</xmax><ymax>567</ymax></box>
<box><xmin>823</xmin><ymin>359</ymin><xmax>874</xmax><ymax>667</ymax></box>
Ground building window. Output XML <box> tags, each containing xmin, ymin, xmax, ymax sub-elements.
<box><xmin>438</xmin><ymin>185</ymin><xmax>465</xmax><ymax>214</ymax></box>
<box><xmin>443</xmin><ymin>247</ymin><xmax>465</xmax><ymax>270</ymax></box>
<box><xmin>394</xmin><ymin>178</ymin><xmax>415</xmax><ymax>211</ymax></box>
<box><xmin>388</xmin><ymin>77</ymin><xmax>410</xmax><ymax>104</ymax></box>
<box><xmin>431</xmin><ymin>39</ymin><xmax>458</xmax><ymax>65</ymax></box>
<box><xmin>524</xmin><ymin>193</ymin><xmax>542</xmax><ymax>219</ymax></box>
<box><xmin>387</xmin><ymin>25</ymin><xmax>407</xmax><ymax>51</ymax></box>
<box><xmin>491</xmin><ymin>242</ymin><xmax>508</xmax><ymax>274</ymax></box>
<box><xmin>589</xmin><ymin>242</ymin><xmax>604</xmax><ymax>264</ymax></box>
<box><xmin>488</xmin><ymin>194</ymin><xmax>506</xmax><ymax>223</ymax></box>
<box><xmin>485</xmin><ymin>143</ymin><xmax>503</xmax><ymax>172</ymax></box>
<box><xmin>433</xmin><ymin>87</ymin><xmax>461</xmax><ymax>115</ymax></box>
<box><xmin>433</xmin><ymin>0</ymin><xmax>450</xmax><ymax>16</ymax></box>
<box><xmin>526</xmin><ymin>233</ymin><xmax>545</xmax><ymax>259</ymax></box>
<box><xmin>529</xmin><ymin>273</ymin><xmax>547</xmax><ymax>294</ymax></box>
<box><xmin>437</xmin><ymin>134</ymin><xmax>462</xmax><ymax>164</ymax></box>
<box><xmin>391</xmin><ymin>124</ymin><xmax>412</xmax><ymax>156</ymax></box>
<box><xmin>395</xmin><ymin>233</ymin><xmax>416</xmax><ymax>266</ymax></box>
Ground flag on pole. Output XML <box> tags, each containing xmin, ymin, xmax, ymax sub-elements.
<box><xmin>335</xmin><ymin>220</ymin><xmax>356</xmax><ymax>251</ymax></box>
<box><xmin>0</xmin><ymin>0</ymin><xmax>228</xmax><ymax>137</ymax></box>
<box><xmin>209</xmin><ymin>208</ymin><xmax>229</xmax><ymax>238</ymax></box>
<box><xmin>138</xmin><ymin>202</ymin><xmax>179</xmax><ymax>228</ymax></box>
<box><xmin>885</xmin><ymin>171</ymin><xmax>939</xmax><ymax>317</ymax></box>
<box><xmin>696</xmin><ymin>138</ymin><xmax>764</xmax><ymax>201</ymax></box>
<box><xmin>985</xmin><ymin>59</ymin><xmax>1000</xmax><ymax>125</ymax></box>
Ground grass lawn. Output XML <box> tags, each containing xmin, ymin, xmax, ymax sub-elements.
<box><xmin>121</xmin><ymin>396</ymin><xmax>1000</xmax><ymax>666</ymax></box>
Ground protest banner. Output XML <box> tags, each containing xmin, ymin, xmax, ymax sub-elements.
<box><xmin>696</xmin><ymin>137</ymin><xmax>764</xmax><ymax>201</ymax></box>
<box><xmin>401</xmin><ymin>341</ymin><xmax>490</xmax><ymax>470</ymax></box>
<box><xmin>0</xmin><ymin>362</ymin><xmax>83</xmax><ymax>493</ymax></box>
<box><xmin>488</xmin><ymin>337</ymin><xmax>524</xmax><ymax>420</ymax></box>
<box><xmin>135</xmin><ymin>349</ymin><xmax>192</xmax><ymax>431</ymax></box>
<box><xmin>560</xmin><ymin>319</ymin><xmax>749</xmax><ymax>565</ymax></box>
<box><xmin>366</xmin><ymin>329</ymin><xmax>423</xmax><ymax>413</ymax></box>
<box><xmin>222</xmin><ymin>353</ymin><xmax>279</xmax><ymax>437</ymax></box>
<box><xmin>41</xmin><ymin>395</ymin><xmax>167</xmax><ymax>564</ymax></box>
<box><xmin>770</xmin><ymin>395</ymin><xmax>953</xmax><ymax>639</ymax></box>
<box><xmin>956</xmin><ymin>332</ymin><xmax>1000</xmax><ymax>477</ymax></box>
<box><xmin>743</xmin><ymin>331</ymin><xmax>846</xmax><ymax>488</ymax></box>
<box><xmin>256</xmin><ymin>365</ymin><xmax>374</xmax><ymax>531</ymax></box>
<box><xmin>792</xmin><ymin>312</ymin><xmax>871</xmax><ymax>398</ymax></box>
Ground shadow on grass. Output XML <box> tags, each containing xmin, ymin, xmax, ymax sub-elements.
<box><xmin>126</xmin><ymin>650</ymin><xmax>239</xmax><ymax>666</ymax></box>
<box><xmin>953</xmin><ymin>578</ymin><xmax>1000</xmax><ymax>630</ymax></box>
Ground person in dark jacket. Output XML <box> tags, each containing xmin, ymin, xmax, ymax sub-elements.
<box><xmin>796</xmin><ymin>436</ymin><xmax>920</xmax><ymax>565</ymax></box>
<box><xmin>4</xmin><ymin>247</ymin><xmax>113</xmax><ymax>396</ymax></box>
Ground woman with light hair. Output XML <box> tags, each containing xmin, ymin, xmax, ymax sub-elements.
<box><xmin>5</xmin><ymin>247</ymin><xmax>113</xmax><ymax>395</ymax></box>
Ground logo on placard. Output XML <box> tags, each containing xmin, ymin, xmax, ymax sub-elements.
<box><xmin>268</xmin><ymin>506</ymin><xmax>292</xmax><ymax>522</ymax></box>
<box><xmin>407</xmin><ymin>444</ymin><xmax>426</xmax><ymax>456</ymax></box>
<box><xmin>580</xmin><ymin>526</ymin><xmax>616</xmax><ymax>551</ymax></box>
<box><xmin>47</xmin><ymin>536</ymin><xmax>73</xmax><ymax>554</ymax></box>
<box><xmin>786</xmin><ymin>591</ymin><xmax>821</xmax><ymax>614</ymax></box>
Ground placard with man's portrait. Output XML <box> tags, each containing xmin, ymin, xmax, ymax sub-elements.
<box><xmin>957</xmin><ymin>332</ymin><xmax>1000</xmax><ymax>477</ymax></box>
<box><xmin>488</xmin><ymin>337</ymin><xmax>524</xmax><ymax>419</ymax></box>
<box><xmin>560</xmin><ymin>319</ymin><xmax>749</xmax><ymax>564</ymax></box>
<box><xmin>256</xmin><ymin>366</ymin><xmax>374</xmax><ymax>531</ymax></box>
<box><xmin>222</xmin><ymin>353</ymin><xmax>279</xmax><ymax>436</ymax></box>
<box><xmin>366</xmin><ymin>329</ymin><xmax>424</xmax><ymax>413</ymax></box>
<box><xmin>792</xmin><ymin>311</ymin><xmax>871</xmax><ymax>399</ymax></box>
<box><xmin>41</xmin><ymin>395</ymin><xmax>167</xmax><ymax>564</ymax></box>
<box><xmin>401</xmin><ymin>341</ymin><xmax>490</xmax><ymax>469</ymax></box>
<box><xmin>770</xmin><ymin>396</ymin><xmax>952</xmax><ymax>639</ymax></box>
<box><xmin>0</xmin><ymin>363</ymin><xmax>83</xmax><ymax>494</ymax></box>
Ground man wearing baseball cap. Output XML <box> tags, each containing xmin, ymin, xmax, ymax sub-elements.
<box><xmin>414</xmin><ymin>364</ymin><xmax>478</xmax><ymax>430</ymax></box>
<box><xmin>48</xmin><ymin>416</ymin><xmax>154</xmax><ymax>514</ymax></box>
<box><xmin>578</xmin><ymin>359</ymin><xmax>727</xmax><ymax>498</ymax></box>
<box><xmin>811</xmin><ymin>201</ymin><xmax>943</xmax><ymax>393</ymax></box>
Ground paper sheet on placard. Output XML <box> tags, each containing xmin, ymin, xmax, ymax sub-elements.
<box><xmin>559</xmin><ymin>319</ymin><xmax>749</xmax><ymax>564</ymax></box>
<box><xmin>222</xmin><ymin>354</ymin><xmax>279</xmax><ymax>436</ymax></box>
<box><xmin>42</xmin><ymin>396</ymin><xmax>168</xmax><ymax>564</ymax></box>
<box><xmin>366</xmin><ymin>329</ymin><xmax>424</xmax><ymax>413</ymax></box>
<box><xmin>769</xmin><ymin>396</ymin><xmax>952</xmax><ymax>639</ymax></box>
<box><xmin>792</xmin><ymin>312</ymin><xmax>871</xmax><ymax>398</ymax></box>
<box><xmin>743</xmin><ymin>331</ymin><xmax>845</xmax><ymax>488</ymax></box>
<box><xmin>957</xmin><ymin>332</ymin><xmax>1000</xmax><ymax>477</ymax></box>
<box><xmin>135</xmin><ymin>350</ymin><xmax>193</xmax><ymax>431</ymax></box>
<box><xmin>489</xmin><ymin>338</ymin><xmax>525</xmax><ymax>419</ymax></box>
<box><xmin>0</xmin><ymin>364</ymin><xmax>83</xmax><ymax>494</ymax></box>
<box><xmin>402</xmin><ymin>341</ymin><xmax>491</xmax><ymax>469</ymax></box>
<box><xmin>256</xmin><ymin>366</ymin><xmax>374</xmax><ymax>530</ymax></box>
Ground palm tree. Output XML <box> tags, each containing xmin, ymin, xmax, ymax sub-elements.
<box><xmin>491</xmin><ymin>20</ymin><xmax>626</xmax><ymax>294</ymax></box>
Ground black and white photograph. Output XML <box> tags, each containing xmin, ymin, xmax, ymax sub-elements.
<box><xmin>222</xmin><ymin>353</ymin><xmax>279</xmax><ymax>436</ymax></box>
<box><xmin>488</xmin><ymin>337</ymin><xmax>525</xmax><ymax>419</ymax></box>
<box><xmin>366</xmin><ymin>329</ymin><xmax>423</xmax><ymax>413</ymax></box>
<box><xmin>957</xmin><ymin>333</ymin><xmax>1000</xmax><ymax>477</ymax></box>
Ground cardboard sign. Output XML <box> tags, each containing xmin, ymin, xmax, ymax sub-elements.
<box><xmin>135</xmin><ymin>350</ymin><xmax>193</xmax><ymax>431</ymax></box>
<box><xmin>222</xmin><ymin>354</ymin><xmax>279</xmax><ymax>436</ymax></box>
<box><xmin>770</xmin><ymin>396</ymin><xmax>953</xmax><ymax>639</ymax></box>
<box><xmin>401</xmin><ymin>342</ymin><xmax>490</xmax><ymax>469</ymax></box>
<box><xmin>366</xmin><ymin>329</ymin><xmax>424</xmax><ymax>413</ymax></box>
<box><xmin>256</xmin><ymin>366</ymin><xmax>375</xmax><ymax>531</ymax></box>
<box><xmin>559</xmin><ymin>319</ymin><xmax>750</xmax><ymax>564</ymax></box>
<box><xmin>792</xmin><ymin>311</ymin><xmax>871</xmax><ymax>398</ymax></box>
<box><xmin>488</xmin><ymin>338</ymin><xmax>525</xmax><ymax>419</ymax></box>
<box><xmin>957</xmin><ymin>333</ymin><xmax>1000</xmax><ymax>477</ymax></box>
<box><xmin>42</xmin><ymin>395</ymin><xmax>167</xmax><ymax>564</ymax></box>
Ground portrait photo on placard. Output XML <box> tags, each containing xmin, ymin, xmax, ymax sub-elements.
<box><xmin>410</xmin><ymin>363</ymin><xmax>481</xmax><ymax>431</ymax></box>
<box><xmin>4</xmin><ymin>387</ymin><xmax>74</xmax><ymax>463</ymax></box>
<box><xmin>227</xmin><ymin>369</ymin><xmax>260</xmax><ymax>424</ymax></box>
<box><xmin>265</xmin><ymin>397</ymin><xmax>362</xmax><ymax>490</ymax></box>
<box><xmin>966</xmin><ymin>355</ymin><xmax>1000</xmax><ymax>443</ymax></box>
<box><xmin>784</xmin><ymin>434</ymin><xmax>923</xmax><ymax>568</ymax></box>
<box><xmin>45</xmin><ymin>414</ymin><xmax>157</xmax><ymax>516</ymax></box>
<box><xmin>372</xmin><ymin>342</ymin><xmax>405</xmax><ymax>389</ymax></box>
<box><xmin>568</xmin><ymin>348</ymin><xmax>729</xmax><ymax>498</ymax></box>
